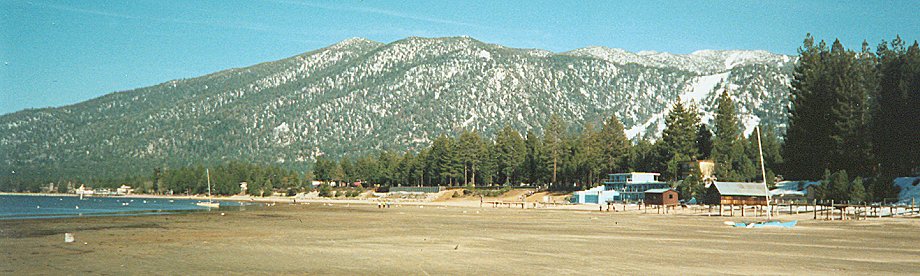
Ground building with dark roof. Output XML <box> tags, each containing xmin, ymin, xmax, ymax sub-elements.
<box><xmin>702</xmin><ymin>182</ymin><xmax>769</xmax><ymax>205</ymax></box>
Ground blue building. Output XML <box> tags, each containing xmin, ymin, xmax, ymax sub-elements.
<box><xmin>570</xmin><ymin>185</ymin><xmax>620</xmax><ymax>204</ymax></box>
<box><xmin>602</xmin><ymin>172</ymin><xmax>669</xmax><ymax>201</ymax></box>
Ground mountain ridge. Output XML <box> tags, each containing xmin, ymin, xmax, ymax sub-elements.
<box><xmin>1</xmin><ymin>36</ymin><xmax>795</xmax><ymax>182</ymax></box>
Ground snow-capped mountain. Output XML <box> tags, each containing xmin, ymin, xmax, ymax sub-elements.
<box><xmin>0</xmin><ymin>36</ymin><xmax>795</xmax><ymax>180</ymax></box>
<box><xmin>566</xmin><ymin>46</ymin><xmax>792</xmax><ymax>74</ymax></box>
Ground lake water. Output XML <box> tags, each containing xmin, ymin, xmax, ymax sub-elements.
<box><xmin>0</xmin><ymin>195</ymin><xmax>237</xmax><ymax>220</ymax></box>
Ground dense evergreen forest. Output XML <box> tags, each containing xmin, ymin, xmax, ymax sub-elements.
<box><xmin>784</xmin><ymin>34</ymin><xmax>920</xmax><ymax>202</ymax></box>
<box><xmin>2</xmin><ymin>35</ymin><xmax>917</xmax><ymax>203</ymax></box>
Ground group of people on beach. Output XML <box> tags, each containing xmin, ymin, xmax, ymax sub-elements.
<box><xmin>377</xmin><ymin>201</ymin><xmax>393</xmax><ymax>208</ymax></box>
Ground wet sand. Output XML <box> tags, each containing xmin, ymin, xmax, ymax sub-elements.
<box><xmin>2</xmin><ymin>203</ymin><xmax>919</xmax><ymax>275</ymax></box>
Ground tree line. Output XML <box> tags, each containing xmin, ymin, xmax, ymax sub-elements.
<box><xmin>783</xmin><ymin>34</ymin><xmax>920</xmax><ymax>202</ymax></box>
<box><xmin>153</xmin><ymin>162</ymin><xmax>304</xmax><ymax>196</ymax></box>
<box><xmin>310</xmin><ymin>90</ymin><xmax>781</xmax><ymax>202</ymax></box>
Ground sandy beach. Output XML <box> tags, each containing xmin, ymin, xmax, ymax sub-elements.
<box><xmin>3</xmin><ymin>198</ymin><xmax>920</xmax><ymax>275</ymax></box>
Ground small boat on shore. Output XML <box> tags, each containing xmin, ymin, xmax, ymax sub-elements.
<box><xmin>728</xmin><ymin>220</ymin><xmax>797</xmax><ymax>228</ymax></box>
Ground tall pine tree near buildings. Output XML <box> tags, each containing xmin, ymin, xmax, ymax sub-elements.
<box><xmin>576</xmin><ymin>123</ymin><xmax>603</xmax><ymax>187</ymax></box>
<box><xmin>874</xmin><ymin>37</ymin><xmax>920</xmax><ymax>178</ymax></box>
<box><xmin>598</xmin><ymin>114</ymin><xmax>631</xmax><ymax>174</ymax></box>
<box><xmin>658</xmin><ymin>98</ymin><xmax>701</xmax><ymax>180</ymax></box>
<box><xmin>784</xmin><ymin>35</ymin><xmax>875</xmax><ymax>180</ymax></box>
<box><xmin>711</xmin><ymin>88</ymin><xmax>751</xmax><ymax>181</ymax></box>
<box><xmin>785</xmin><ymin>35</ymin><xmax>833</xmax><ymax>180</ymax></box>
<box><xmin>826</xmin><ymin>39</ymin><xmax>874</xmax><ymax>177</ymax></box>
<box><xmin>695</xmin><ymin>125</ymin><xmax>712</xmax><ymax>160</ymax></box>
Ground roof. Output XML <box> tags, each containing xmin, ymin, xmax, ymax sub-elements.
<box><xmin>770</xmin><ymin>189</ymin><xmax>805</xmax><ymax>196</ymax></box>
<box><xmin>773</xmin><ymin>181</ymin><xmax>821</xmax><ymax>191</ymax></box>
<box><xmin>712</xmin><ymin>182</ymin><xmax>768</xmax><ymax>197</ymax></box>
<box><xmin>644</xmin><ymin>188</ymin><xmax>675</xmax><ymax>194</ymax></box>
<box><xmin>609</xmin><ymin>172</ymin><xmax>660</xmax><ymax>176</ymax></box>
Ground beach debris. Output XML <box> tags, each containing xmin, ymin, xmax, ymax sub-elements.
<box><xmin>723</xmin><ymin>221</ymin><xmax>735</xmax><ymax>226</ymax></box>
<box><xmin>475</xmin><ymin>211</ymin><xmax>480</xmax><ymax>214</ymax></box>
<box><xmin>64</xmin><ymin>233</ymin><xmax>74</xmax><ymax>243</ymax></box>
<box><xmin>36</xmin><ymin>205</ymin><xmax>40</xmax><ymax>209</ymax></box>
<box><xmin>462</xmin><ymin>211</ymin><xmax>467</xmax><ymax>214</ymax></box>
<box><xmin>75</xmin><ymin>206</ymin><xmax>79</xmax><ymax>209</ymax></box>
<box><xmin>220</xmin><ymin>213</ymin><xmax>225</xmax><ymax>216</ymax></box>
<box><xmin>454</xmin><ymin>244</ymin><xmax>460</xmax><ymax>250</ymax></box>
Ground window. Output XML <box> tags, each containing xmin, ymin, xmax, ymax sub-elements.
<box><xmin>668</xmin><ymin>194</ymin><xmax>673</xmax><ymax>199</ymax></box>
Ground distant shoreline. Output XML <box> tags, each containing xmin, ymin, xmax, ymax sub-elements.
<box><xmin>0</xmin><ymin>192</ymin><xmax>406</xmax><ymax>205</ymax></box>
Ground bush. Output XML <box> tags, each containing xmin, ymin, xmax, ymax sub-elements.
<box><xmin>346</xmin><ymin>188</ymin><xmax>362</xmax><ymax>197</ymax></box>
<box><xmin>318</xmin><ymin>183</ymin><xmax>332</xmax><ymax>197</ymax></box>
<box><xmin>469</xmin><ymin>187</ymin><xmax>512</xmax><ymax>197</ymax></box>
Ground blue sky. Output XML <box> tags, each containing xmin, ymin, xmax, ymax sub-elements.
<box><xmin>2</xmin><ymin>0</ymin><xmax>919</xmax><ymax>115</ymax></box>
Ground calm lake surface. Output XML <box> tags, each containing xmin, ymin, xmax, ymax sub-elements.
<box><xmin>0</xmin><ymin>195</ymin><xmax>239</xmax><ymax>220</ymax></box>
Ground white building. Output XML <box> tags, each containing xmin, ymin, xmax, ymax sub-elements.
<box><xmin>116</xmin><ymin>185</ymin><xmax>134</xmax><ymax>195</ymax></box>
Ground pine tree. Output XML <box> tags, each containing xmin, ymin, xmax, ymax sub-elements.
<box><xmin>458</xmin><ymin>130</ymin><xmax>485</xmax><ymax>186</ymax></box>
<box><xmin>849</xmin><ymin>177</ymin><xmax>867</xmax><ymax>203</ymax></box>
<box><xmin>598</xmin><ymin>114</ymin><xmax>631</xmax><ymax>174</ymax></box>
<box><xmin>576</xmin><ymin>123</ymin><xmax>603</xmax><ymax>186</ymax></box>
<box><xmin>711</xmin><ymin>88</ymin><xmax>748</xmax><ymax>181</ymax></box>
<box><xmin>785</xmin><ymin>34</ymin><xmax>834</xmax><ymax>180</ymax></box>
<box><xmin>313</xmin><ymin>156</ymin><xmax>335</xmax><ymax>181</ymax></box>
<box><xmin>629</xmin><ymin>138</ymin><xmax>659</xmax><ymax>173</ymax></box>
<box><xmin>658</xmin><ymin>98</ymin><xmax>701</xmax><ymax>180</ymax></box>
<box><xmin>874</xmin><ymin>37</ymin><xmax>920</xmax><ymax>179</ymax></box>
<box><xmin>478</xmin><ymin>140</ymin><xmax>497</xmax><ymax>185</ymax></box>
<box><xmin>695</xmin><ymin>124</ymin><xmax>713</xmax><ymax>160</ymax></box>
<box><xmin>430</xmin><ymin>134</ymin><xmax>461</xmax><ymax>185</ymax></box>
<box><xmin>396</xmin><ymin>151</ymin><xmax>414</xmax><ymax>186</ymax></box>
<box><xmin>495</xmin><ymin>125</ymin><xmax>526</xmax><ymax>185</ymax></box>
<box><xmin>523</xmin><ymin>130</ymin><xmax>546</xmax><ymax>185</ymax></box>
<box><xmin>747</xmin><ymin>123</ymin><xmax>783</xmax><ymax>186</ymax></box>
<box><xmin>826</xmin><ymin>39</ymin><xmax>875</xmax><ymax>177</ymax></box>
<box><xmin>819</xmin><ymin>170</ymin><xmax>850</xmax><ymax>202</ymax></box>
<box><xmin>543</xmin><ymin>114</ymin><xmax>566</xmax><ymax>184</ymax></box>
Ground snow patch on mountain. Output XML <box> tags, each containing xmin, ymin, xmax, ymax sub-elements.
<box><xmin>566</xmin><ymin>47</ymin><xmax>791</xmax><ymax>74</ymax></box>
<box><xmin>685</xmin><ymin>72</ymin><xmax>730</xmax><ymax>103</ymax></box>
<box><xmin>478</xmin><ymin>49</ymin><xmax>492</xmax><ymax>60</ymax></box>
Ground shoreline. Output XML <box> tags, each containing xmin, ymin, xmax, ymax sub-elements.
<box><xmin>3</xmin><ymin>201</ymin><xmax>920</xmax><ymax>274</ymax></box>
